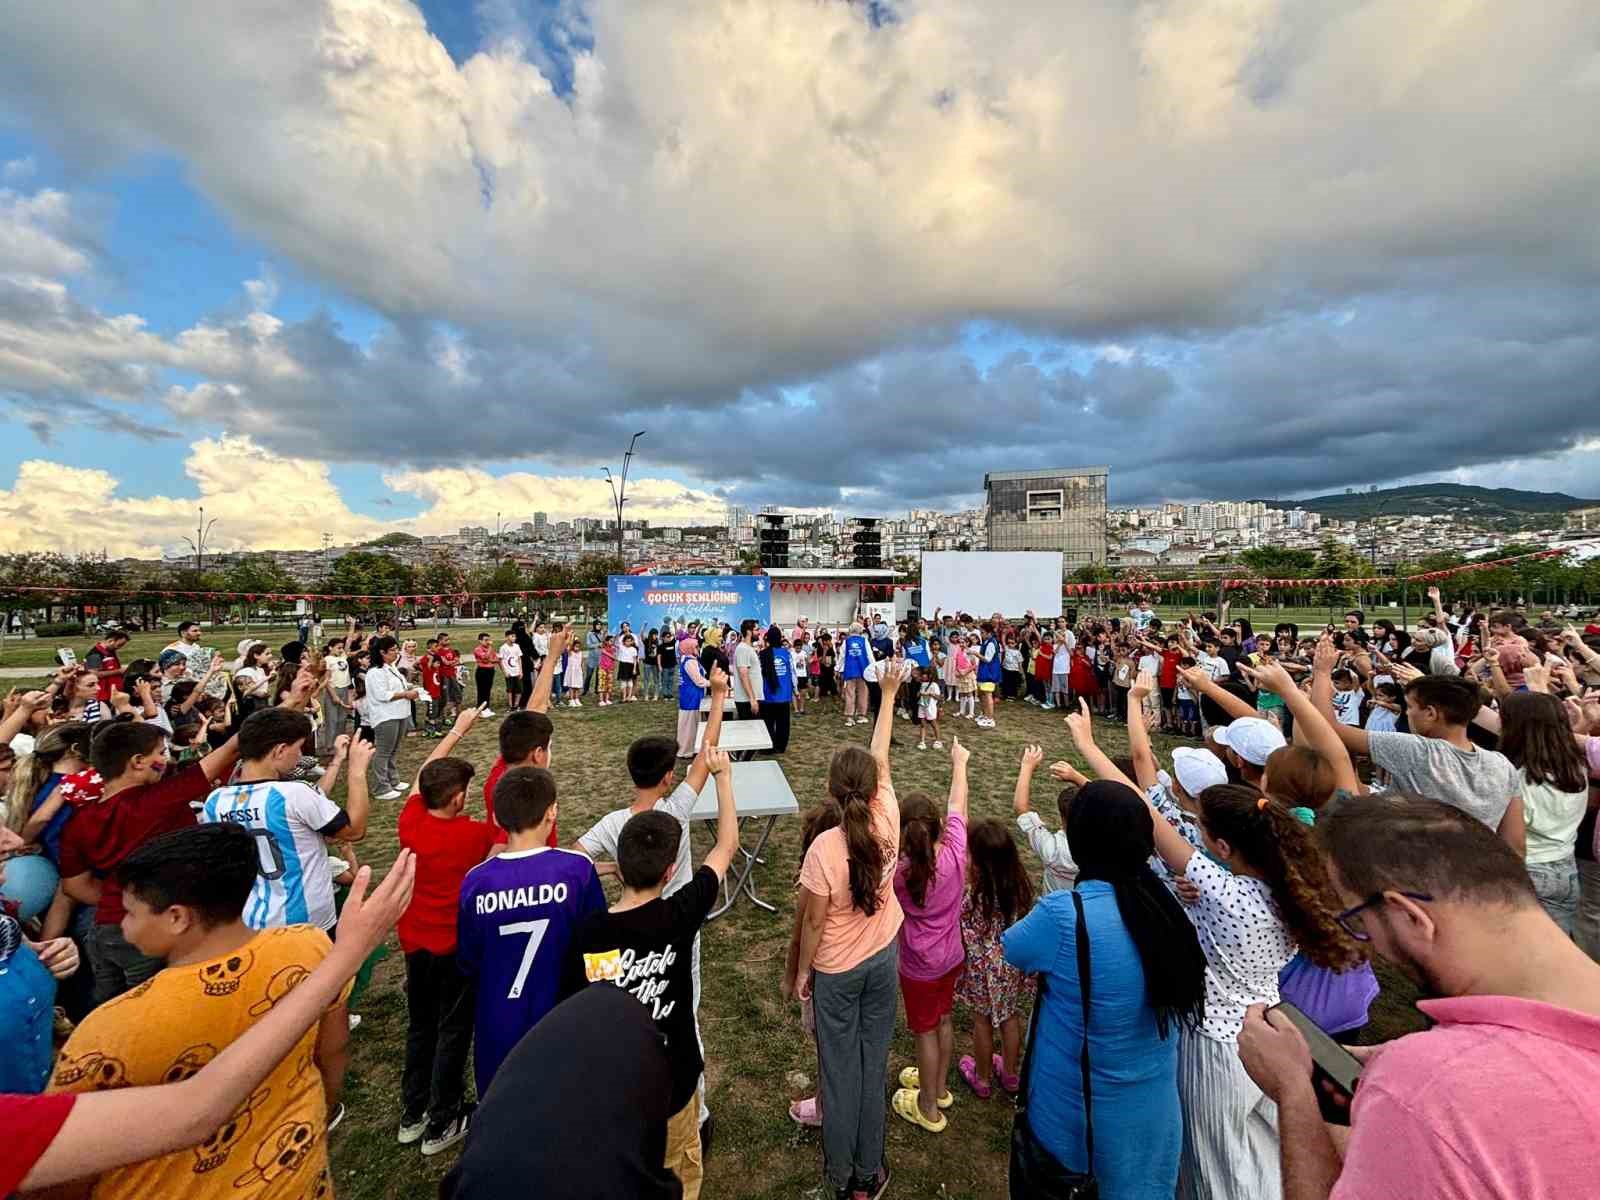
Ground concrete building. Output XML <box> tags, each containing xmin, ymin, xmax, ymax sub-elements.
<box><xmin>984</xmin><ymin>467</ymin><xmax>1108</xmax><ymax>567</ymax></box>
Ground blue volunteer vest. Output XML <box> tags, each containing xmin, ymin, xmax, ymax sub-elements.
<box><xmin>678</xmin><ymin>659</ymin><xmax>705</xmax><ymax>710</ymax></box>
<box><xmin>841</xmin><ymin>635</ymin><xmax>871</xmax><ymax>681</ymax></box>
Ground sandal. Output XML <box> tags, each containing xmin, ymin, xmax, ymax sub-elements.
<box><xmin>992</xmin><ymin>1053</ymin><xmax>1021</xmax><ymax>1095</ymax></box>
<box><xmin>892</xmin><ymin>1086</ymin><xmax>947</xmax><ymax>1132</ymax></box>
<box><xmin>957</xmin><ymin>1055</ymin><xmax>993</xmax><ymax>1100</ymax></box>
<box><xmin>788</xmin><ymin>1096</ymin><xmax>822</xmax><ymax>1127</ymax></box>
<box><xmin>898</xmin><ymin>1067</ymin><xmax>953</xmax><ymax>1108</ymax></box>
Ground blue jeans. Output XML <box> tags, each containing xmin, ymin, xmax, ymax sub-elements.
<box><xmin>641</xmin><ymin>662</ymin><xmax>660</xmax><ymax>698</ymax></box>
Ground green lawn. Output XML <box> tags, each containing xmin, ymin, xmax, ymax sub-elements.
<box><xmin>310</xmin><ymin>689</ymin><xmax>1426</xmax><ymax>1200</ymax></box>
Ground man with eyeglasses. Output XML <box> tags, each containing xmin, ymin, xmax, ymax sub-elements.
<box><xmin>1236</xmin><ymin>792</ymin><xmax>1600</xmax><ymax>1200</ymax></box>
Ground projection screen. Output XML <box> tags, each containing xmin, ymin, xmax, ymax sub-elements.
<box><xmin>919</xmin><ymin>551</ymin><xmax>1064</xmax><ymax>619</ymax></box>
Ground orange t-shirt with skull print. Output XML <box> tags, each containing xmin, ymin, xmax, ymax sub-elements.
<box><xmin>49</xmin><ymin>924</ymin><xmax>346</xmax><ymax>1200</ymax></box>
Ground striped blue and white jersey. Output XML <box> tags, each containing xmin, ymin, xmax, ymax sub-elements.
<box><xmin>201</xmin><ymin>779</ymin><xmax>348</xmax><ymax>931</ymax></box>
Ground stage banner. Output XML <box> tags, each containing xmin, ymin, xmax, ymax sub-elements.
<box><xmin>607</xmin><ymin>574</ymin><xmax>771</xmax><ymax>632</ymax></box>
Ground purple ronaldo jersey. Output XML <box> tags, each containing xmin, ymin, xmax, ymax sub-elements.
<box><xmin>457</xmin><ymin>847</ymin><xmax>607</xmax><ymax>1096</ymax></box>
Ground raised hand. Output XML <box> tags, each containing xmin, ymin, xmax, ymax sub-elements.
<box><xmin>1250</xmin><ymin>660</ymin><xmax>1296</xmax><ymax>697</ymax></box>
<box><xmin>705</xmin><ymin>747</ymin><xmax>731</xmax><ymax>776</ymax></box>
<box><xmin>1049</xmin><ymin>760</ymin><xmax>1086</xmax><ymax>785</ymax></box>
<box><xmin>1064</xmin><ymin>698</ymin><xmax>1095</xmax><ymax>745</ymax></box>
<box><xmin>333</xmin><ymin>850</ymin><xmax>417</xmax><ymax>958</ymax></box>
<box><xmin>1019</xmin><ymin>743</ymin><xmax>1043</xmax><ymax>772</ymax></box>
<box><xmin>332</xmin><ymin>732</ymin><xmax>352</xmax><ymax>758</ymax></box>
<box><xmin>1313</xmin><ymin>635</ymin><xmax>1340</xmax><ymax>674</ymax></box>
<box><xmin>452</xmin><ymin>703</ymin><xmax>486</xmax><ymax>736</ymax></box>
<box><xmin>348</xmin><ymin>737</ymin><xmax>376</xmax><ymax>774</ymax></box>
<box><xmin>1426</xmin><ymin>586</ymin><xmax>1441</xmax><ymax>602</ymax></box>
<box><xmin>950</xmin><ymin>736</ymin><xmax>970</xmax><ymax>772</ymax></box>
<box><xmin>707</xmin><ymin>664</ymin><xmax>730</xmax><ymax>695</ymax></box>
<box><xmin>1176</xmin><ymin>665</ymin><xmax>1209</xmax><ymax>695</ymax></box>
<box><xmin>1130</xmin><ymin>669</ymin><xmax>1156</xmax><ymax>700</ymax></box>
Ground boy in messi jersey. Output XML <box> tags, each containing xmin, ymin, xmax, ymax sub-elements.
<box><xmin>200</xmin><ymin>707</ymin><xmax>372</xmax><ymax>932</ymax></box>
<box><xmin>457</xmin><ymin>766</ymin><xmax>606</xmax><ymax>1099</ymax></box>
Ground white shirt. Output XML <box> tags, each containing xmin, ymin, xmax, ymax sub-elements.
<box><xmin>498</xmin><ymin>643</ymin><xmax>523</xmax><ymax>677</ymax></box>
<box><xmin>579</xmin><ymin>781</ymin><xmax>698</xmax><ymax>898</ymax></box>
<box><xmin>326</xmin><ymin>654</ymin><xmax>351</xmax><ymax>689</ymax></box>
<box><xmin>1196</xmin><ymin>652</ymin><xmax>1230</xmax><ymax>682</ymax></box>
<box><xmin>531</xmin><ymin>632</ymin><xmax>549</xmax><ymax>657</ymax></box>
<box><xmin>1016</xmin><ymin>812</ymin><xmax>1077</xmax><ymax>894</ymax></box>
<box><xmin>732</xmin><ymin>641</ymin><xmax>764</xmax><ymax>702</ymax></box>
<box><xmin>1184</xmin><ymin>853</ymin><xmax>1297</xmax><ymax>1042</ymax></box>
<box><xmin>1332</xmin><ymin>689</ymin><xmax>1363</xmax><ymax>726</ymax></box>
<box><xmin>364</xmin><ymin>663</ymin><xmax>413</xmax><ymax>724</ymax></box>
<box><xmin>616</xmin><ymin>642</ymin><xmax>639</xmax><ymax>665</ymax></box>
<box><xmin>1051</xmin><ymin>645</ymin><xmax>1070</xmax><ymax>674</ymax></box>
<box><xmin>201</xmin><ymin>779</ymin><xmax>345</xmax><ymax>930</ymax></box>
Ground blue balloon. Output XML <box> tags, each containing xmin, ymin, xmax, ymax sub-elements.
<box><xmin>0</xmin><ymin>853</ymin><xmax>59</xmax><ymax>923</ymax></box>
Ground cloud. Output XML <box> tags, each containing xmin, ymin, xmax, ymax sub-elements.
<box><xmin>0</xmin><ymin>0</ymin><xmax>1597</xmax><ymax>509</ymax></box>
<box><xmin>0</xmin><ymin>434</ymin><xmax>727</xmax><ymax>556</ymax></box>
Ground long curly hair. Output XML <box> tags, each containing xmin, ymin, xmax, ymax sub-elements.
<box><xmin>1198</xmin><ymin>784</ymin><xmax>1362</xmax><ymax>970</ymax></box>
<box><xmin>827</xmin><ymin>746</ymin><xmax>887</xmax><ymax>915</ymax></box>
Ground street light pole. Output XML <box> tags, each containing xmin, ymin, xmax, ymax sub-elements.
<box><xmin>604</xmin><ymin>431</ymin><xmax>646</xmax><ymax>569</ymax></box>
<box><xmin>182</xmin><ymin>505</ymin><xmax>219</xmax><ymax>575</ymax></box>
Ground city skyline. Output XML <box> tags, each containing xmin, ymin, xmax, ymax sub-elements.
<box><xmin>2</xmin><ymin>4</ymin><xmax>1596</xmax><ymax>556</ymax></box>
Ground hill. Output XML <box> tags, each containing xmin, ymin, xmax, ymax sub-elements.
<box><xmin>1284</xmin><ymin>483</ymin><xmax>1597</xmax><ymax>527</ymax></box>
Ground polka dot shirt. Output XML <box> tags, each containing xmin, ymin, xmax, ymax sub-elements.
<box><xmin>1183</xmin><ymin>853</ymin><xmax>1297</xmax><ymax>1043</ymax></box>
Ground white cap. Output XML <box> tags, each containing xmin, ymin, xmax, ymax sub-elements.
<box><xmin>1212</xmin><ymin>717</ymin><xmax>1287</xmax><ymax>767</ymax></box>
<box><xmin>1172</xmin><ymin>747</ymin><xmax>1229</xmax><ymax>796</ymax></box>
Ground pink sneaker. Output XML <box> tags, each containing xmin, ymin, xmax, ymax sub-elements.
<box><xmin>958</xmin><ymin>1054</ymin><xmax>992</xmax><ymax>1100</ymax></box>
<box><xmin>993</xmin><ymin>1053</ymin><xmax>1021</xmax><ymax>1095</ymax></box>
<box><xmin>789</xmin><ymin>1096</ymin><xmax>822</xmax><ymax>1127</ymax></box>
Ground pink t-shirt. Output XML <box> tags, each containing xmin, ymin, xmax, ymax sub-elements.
<box><xmin>893</xmin><ymin>812</ymin><xmax>969</xmax><ymax>980</ymax></box>
<box><xmin>1331</xmin><ymin>995</ymin><xmax>1600</xmax><ymax>1200</ymax></box>
<box><xmin>799</xmin><ymin>781</ymin><xmax>903</xmax><ymax>975</ymax></box>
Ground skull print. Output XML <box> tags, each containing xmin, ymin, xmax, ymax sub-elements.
<box><xmin>199</xmin><ymin>949</ymin><xmax>255</xmax><ymax>997</ymax></box>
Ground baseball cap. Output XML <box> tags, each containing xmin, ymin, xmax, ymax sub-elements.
<box><xmin>157</xmin><ymin>649</ymin><xmax>188</xmax><ymax>672</ymax></box>
<box><xmin>1171</xmin><ymin>747</ymin><xmax>1228</xmax><ymax>796</ymax></box>
<box><xmin>1211</xmin><ymin>717</ymin><xmax>1287</xmax><ymax>767</ymax></box>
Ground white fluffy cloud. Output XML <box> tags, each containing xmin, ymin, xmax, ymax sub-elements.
<box><xmin>1</xmin><ymin>0</ymin><xmax>1598</xmax><ymax>509</ymax></box>
<box><xmin>0</xmin><ymin>434</ymin><xmax>725</xmax><ymax>556</ymax></box>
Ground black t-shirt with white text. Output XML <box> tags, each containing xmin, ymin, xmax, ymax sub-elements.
<box><xmin>563</xmin><ymin>865</ymin><xmax>719</xmax><ymax>1112</ymax></box>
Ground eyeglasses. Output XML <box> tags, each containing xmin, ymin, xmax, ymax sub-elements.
<box><xmin>1334</xmin><ymin>891</ymin><xmax>1432</xmax><ymax>941</ymax></box>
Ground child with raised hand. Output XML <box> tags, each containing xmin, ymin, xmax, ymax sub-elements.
<box><xmin>1064</xmin><ymin>694</ymin><xmax>1361</xmax><ymax>1200</ymax></box>
<box><xmin>1013</xmin><ymin>744</ymin><xmax>1081</xmax><ymax>894</ymax></box>
<box><xmin>891</xmin><ymin>738</ymin><xmax>971</xmax><ymax>1132</ymax></box>
<box><xmin>916</xmin><ymin>666</ymin><xmax>943</xmax><ymax>750</ymax></box>
<box><xmin>563</xmin><ymin>747</ymin><xmax>740</xmax><ymax>1200</ymax></box>
<box><xmin>955</xmin><ymin>816</ymin><xmax>1036</xmax><ymax>1099</ymax></box>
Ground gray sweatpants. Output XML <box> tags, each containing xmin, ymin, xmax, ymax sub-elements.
<box><xmin>371</xmin><ymin>717</ymin><xmax>406</xmax><ymax>793</ymax></box>
<box><xmin>813</xmin><ymin>940</ymin><xmax>898</xmax><ymax>1190</ymax></box>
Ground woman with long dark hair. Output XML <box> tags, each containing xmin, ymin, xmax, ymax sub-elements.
<box><xmin>1004</xmin><ymin>779</ymin><xmax>1207</xmax><ymax>1198</ymax></box>
<box><xmin>788</xmin><ymin>662</ymin><xmax>909</xmax><ymax>1200</ymax></box>
<box><xmin>1500</xmin><ymin>691</ymin><xmax>1589</xmax><ymax>932</ymax></box>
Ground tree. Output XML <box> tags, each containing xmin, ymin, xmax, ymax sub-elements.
<box><xmin>1311</xmin><ymin>538</ymin><xmax>1364</xmax><ymax>609</ymax></box>
<box><xmin>223</xmin><ymin>555</ymin><xmax>300</xmax><ymax>598</ymax></box>
<box><xmin>418</xmin><ymin>550</ymin><xmax>468</xmax><ymax>601</ymax></box>
<box><xmin>325</xmin><ymin>551</ymin><xmax>417</xmax><ymax>615</ymax></box>
<box><xmin>0</xmin><ymin>552</ymin><xmax>67</xmax><ymax>640</ymax></box>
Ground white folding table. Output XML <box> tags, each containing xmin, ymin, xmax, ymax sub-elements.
<box><xmin>690</xmin><ymin>760</ymin><xmax>799</xmax><ymax>919</ymax></box>
<box><xmin>698</xmin><ymin>695</ymin><xmax>737</xmax><ymax>720</ymax></box>
<box><xmin>694</xmin><ymin>719</ymin><xmax>773</xmax><ymax>760</ymax></box>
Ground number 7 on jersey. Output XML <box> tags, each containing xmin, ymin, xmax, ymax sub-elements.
<box><xmin>497</xmin><ymin>919</ymin><xmax>551</xmax><ymax>1000</ymax></box>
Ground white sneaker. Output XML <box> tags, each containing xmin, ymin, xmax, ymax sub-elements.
<box><xmin>917</xmin><ymin>741</ymin><xmax>928</xmax><ymax>750</ymax></box>
<box><xmin>398</xmin><ymin>1114</ymin><xmax>426</xmax><ymax>1145</ymax></box>
<box><xmin>348</xmin><ymin>1013</ymin><xmax>362</xmax><ymax>1032</ymax></box>
<box><xmin>933</xmin><ymin>740</ymin><xmax>944</xmax><ymax>749</ymax></box>
<box><xmin>421</xmin><ymin>1107</ymin><xmax>474</xmax><ymax>1156</ymax></box>
<box><xmin>570</xmin><ymin>699</ymin><xmax>582</xmax><ymax>708</ymax></box>
<box><xmin>481</xmin><ymin>709</ymin><xmax>495</xmax><ymax>718</ymax></box>
<box><xmin>377</xmin><ymin>788</ymin><xmax>406</xmax><ymax>801</ymax></box>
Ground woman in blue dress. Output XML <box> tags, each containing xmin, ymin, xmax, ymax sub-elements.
<box><xmin>1004</xmin><ymin>779</ymin><xmax>1208</xmax><ymax>1199</ymax></box>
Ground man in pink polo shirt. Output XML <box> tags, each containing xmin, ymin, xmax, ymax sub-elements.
<box><xmin>1237</xmin><ymin>792</ymin><xmax>1600</xmax><ymax>1200</ymax></box>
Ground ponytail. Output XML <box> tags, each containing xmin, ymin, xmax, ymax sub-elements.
<box><xmin>828</xmin><ymin>746</ymin><xmax>885</xmax><ymax>915</ymax></box>
<box><xmin>898</xmin><ymin>792</ymin><xmax>943</xmax><ymax>908</ymax></box>
<box><xmin>1198</xmin><ymin>784</ymin><xmax>1362</xmax><ymax>971</ymax></box>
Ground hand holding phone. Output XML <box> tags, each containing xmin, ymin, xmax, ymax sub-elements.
<box><xmin>1269</xmin><ymin>1001</ymin><xmax>1364</xmax><ymax>1124</ymax></box>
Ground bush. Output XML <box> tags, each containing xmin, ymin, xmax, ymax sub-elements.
<box><xmin>36</xmin><ymin>622</ymin><xmax>86</xmax><ymax>637</ymax></box>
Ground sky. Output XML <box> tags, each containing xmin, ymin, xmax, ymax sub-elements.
<box><xmin>1</xmin><ymin>0</ymin><xmax>1597</xmax><ymax>558</ymax></box>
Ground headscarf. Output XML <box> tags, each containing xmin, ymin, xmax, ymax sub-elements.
<box><xmin>1066</xmin><ymin>780</ymin><xmax>1208</xmax><ymax>1037</ymax></box>
<box><xmin>441</xmin><ymin>985</ymin><xmax>680</xmax><ymax>1200</ymax></box>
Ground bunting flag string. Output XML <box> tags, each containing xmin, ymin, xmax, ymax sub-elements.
<box><xmin>4</xmin><ymin>546</ymin><xmax>1577</xmax><ymax>605</ymax></box>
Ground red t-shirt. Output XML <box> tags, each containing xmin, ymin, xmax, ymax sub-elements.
<box><xmin>57</xmin><ymin>764</ymin><xmax>210</xmax><ymax>924</ymax></box>
<box><xmin>1159</xmin><ymin>650</ymin><xmax>1182</xmax><ymax>689</ymax></box>
<box><xmin>435</xmin><ymin>647</ymin><xmax>461</xmax><ymax>677</ymax></box>
<box><xmin>473</xmin><ymin>644</ymin><xmax>497</xmax><ymax>668</ymax></box>
<box><xmin>1033</xmin><ymin>642</ymin><xmax>1054</xmax><ymax>682</ymax></box>
<box><xmin>86</xmin><ymin>643</ymin><xmax>124</xmax><ymax>701</ymax></box>
<box><xmin>420</xmin><ymin>655</ymin><xmax>441</xmax><ymax>700</ymax></box>
<box><xmin>482</xmin><ymin>756</ymin><xmax>558</xmax><ymax>848</ymax></box>
<box><xmin>396</xmin><ymin>794</ymin><xmax>500</xmax><ymax>956</ymax></box>
<box><xmin>0</xmin><ymin>1092</ymin><xmax>76</xmax><ymax>1195</ymax></box>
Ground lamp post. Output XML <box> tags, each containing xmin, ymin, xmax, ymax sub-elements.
<box><xmin>604</xmin><ymin>431</ymin><xmax>647</xmax><ymax>569</ymax></box>
<box><xmin>182</xmin><ymin>506</ymin><xmax>219</xmax><ymax>575</ymax></box>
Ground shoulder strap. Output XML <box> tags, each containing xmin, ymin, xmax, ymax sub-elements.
<box><xmin>1071</xmin><ymin>888</ymin><xmax>1095</xmax><ymax>1167</ymax></box>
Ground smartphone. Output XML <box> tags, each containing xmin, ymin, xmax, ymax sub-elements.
<box><xmin>1270</xmin><ymin>1001</ymin><xmax>1363</xmax><ymax>1124</ymax></box>
<box><xmin>357</xmin><ymin>726</ymin><xmax>376</xmax><ymax>745</ymax></box>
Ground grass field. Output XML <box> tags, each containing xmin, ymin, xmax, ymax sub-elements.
<box><xmin>297</xmin><ymin>687</ymin><xmax>1426</xmax><ymax>1200</ymax></box>
<box><xmin>9</xmin><ymin>626</ymin><xmax>1429</xmax><ymax>1197</ymax></box>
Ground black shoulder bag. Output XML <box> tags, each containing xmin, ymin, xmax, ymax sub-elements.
<box><xmin>1009</xmin><ymin>889</ymin><xmax>1098</xmax><ymax>1199</ymax></box>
